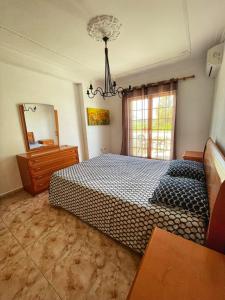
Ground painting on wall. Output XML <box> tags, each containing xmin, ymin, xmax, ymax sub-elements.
<box><xmin>87</xmin><ymin>108</ymin><xmax>110</xmax><ymax>125</ymax></box>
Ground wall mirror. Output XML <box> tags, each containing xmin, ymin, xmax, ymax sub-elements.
<box><xmin>19</xmin><ymin>103</ymin><xmax>59</xmax><ymax>152</ymax></box>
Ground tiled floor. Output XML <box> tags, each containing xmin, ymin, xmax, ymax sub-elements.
<box><xmin>0</xmin><ymin>190</ymin><xmax>140</xmax><ymax>300</ymax></box>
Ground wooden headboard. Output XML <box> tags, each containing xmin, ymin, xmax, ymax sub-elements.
<box><xmin>204</xmin><ymin>138</ymin><xmax>225</xmax><ymax>253</ymax></box>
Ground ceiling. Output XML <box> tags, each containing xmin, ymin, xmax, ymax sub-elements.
<box><xmin>0</xmin><ymin>0</ymin><xmax>225</xmax><ymax>79</ymax></box>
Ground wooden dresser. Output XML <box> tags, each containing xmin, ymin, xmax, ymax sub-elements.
<box><xmin>17</xmin><ymin>146</ymin><xmax>79</xmax><ymax>195</ymax></box>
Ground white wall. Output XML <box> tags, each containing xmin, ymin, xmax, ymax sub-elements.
<box><xmin>210</xmin><ymin>45</ymin><xmax>225</xmax><ymax>153</ymax></box>
<box><xmin>80</xmin><ymin>80</ymin><xmax>112</xmax><ymax>158</ymax></box>
<box><xmin>0</xmin><ymin>62</ymin><xmax>86</xmax><ymax>195</ymax></box>
<box><xmin>111</xmin><ymin>57</ymin><xmax>214</xmax><ymax>158</ymax></box>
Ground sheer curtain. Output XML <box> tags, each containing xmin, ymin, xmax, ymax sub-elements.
<box><xmin>121</xmin><ymin>80</ymin><xmax>177</xmax><ymax>160</ymax></box>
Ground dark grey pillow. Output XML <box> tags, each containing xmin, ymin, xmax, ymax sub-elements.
<box><xmin>149</xmin><ymin>175</ymin><xmax>209</xmax><ymax>220</ymax></box>
<box><xmin>166</xmin><ymin>160</ymin><xmax>205</xmax><ymax>182</ymax></box>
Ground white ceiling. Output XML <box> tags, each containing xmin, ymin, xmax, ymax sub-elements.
<box><xmin>0</xmin><ymin>0</ymin><xmax>225</xmax><ymax>79</ymax></box>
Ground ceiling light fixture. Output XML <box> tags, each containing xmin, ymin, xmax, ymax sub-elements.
<box><xmin>86</xmin><ymin>15</ymin><xmax>132</xmax><ymax>99</ymax></box>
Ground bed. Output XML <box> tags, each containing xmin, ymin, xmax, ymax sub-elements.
<box><xmin>49</xmin><ymin>153</ymin><xmax>207</xmax><ymax>254</ymax></box>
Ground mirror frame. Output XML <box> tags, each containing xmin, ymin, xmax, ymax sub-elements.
<box><xmin>18</xmin><ymin>104</ymin><xmax>60</xmax><ymax>152</ymax></box>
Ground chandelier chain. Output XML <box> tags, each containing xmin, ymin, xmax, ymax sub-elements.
<box><xmin>86</xmin><ymin>15</ymin><xmax>132</xmax><ymax>99</ymax></box>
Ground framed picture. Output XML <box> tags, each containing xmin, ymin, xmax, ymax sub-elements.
<box><xmin>87</xmin><ymin>108</ymin><xmax>110</xmax><ymax>125</ymax></box>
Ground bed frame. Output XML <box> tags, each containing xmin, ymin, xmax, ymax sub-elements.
<box><xmin>204</xmin><ymin>138</ymin><xmax>225</xmax><ymax>253</ymax></box>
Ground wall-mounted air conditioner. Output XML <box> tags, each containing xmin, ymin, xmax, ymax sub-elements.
<box><xmin>206</xmin><ymin>43</ymin><xmax>224</xmax><ymax>78</ymax></box>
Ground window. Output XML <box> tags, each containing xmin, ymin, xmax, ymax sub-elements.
<box><xmin>128</xmin><ymin>92</ymin><xmax>176</xmax><ymax>160</ymax></box>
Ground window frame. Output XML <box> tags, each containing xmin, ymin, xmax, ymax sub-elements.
<box><xmin>127</xmin><ymin>91</ymin><xmax>176</xmax><ymax>160</ymax></box>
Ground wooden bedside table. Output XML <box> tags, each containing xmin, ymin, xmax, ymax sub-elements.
<box><xmin>182</xmin><ymin>150</ymin><xmax>203</xmax><ymax>162</ymax></box>
<box><xmin>127</xmin><ymin>228</ymin><xmax>225</xmax><ymax>300</ymax></box>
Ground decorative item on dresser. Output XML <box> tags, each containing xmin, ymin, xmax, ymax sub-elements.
<box><xmin>17</xmin><ymin>146</ymin><xmax>79</xmax><ymax>195</ymax></box>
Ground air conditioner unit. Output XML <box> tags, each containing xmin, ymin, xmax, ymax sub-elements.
<box><xmin>206</xmin><ymin>43</ymin><xmax>224</xmax><ymax>78</ymax></box>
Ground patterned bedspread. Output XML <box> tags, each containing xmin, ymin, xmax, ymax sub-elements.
<box><xmin>49</xmin><ymin>154</ymin><xmax>206</xmax><ymax>254</ymax></box>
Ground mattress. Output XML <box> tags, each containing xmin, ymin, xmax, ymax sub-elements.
<box><xmin>49</xmin><ymin>154</ymin><xmax>206</xmax><ymax>254</ymax></box>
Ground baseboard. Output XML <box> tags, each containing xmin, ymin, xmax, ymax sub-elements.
<box><xmin>0</xmin><ymin>187</ymin><xmax>24</xmax><ymax>199</ymax></box>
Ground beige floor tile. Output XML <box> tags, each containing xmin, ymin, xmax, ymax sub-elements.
<box><xmin>26</xmin><ymin>225</ymin><xmax>81</xmax><ymax>274</ymax></box>
<box><xmin>0</xmin><ymin>222</ymin><xmax>26</xmax><ymax>271</ymax></box>
<box><xmin>0</xmin><ymin>191</ymin><xmax>31</xmax><ymax>218</ymax></box>
<box><xmin>45</xmin><ymin>232</ymin><xmax>139</xmax><ymax>300</ymax></box>
<box><xmin>3</xmin><ymin>205</ymin><xmax>62</xmax><ymax>248</ymax></box>
<box><xmin>85</xmin><ymin>261</ymin><xmax>128</xmax><ymax>300</ymax></box>
<box><xmin>1</xmin><ymin>191</ymin><xmax>49</xmax><ymax>225</ymax></box>
<box><xmin>0</xmin><ymin>190</ymin><xmax>141</xmax><ymax>300</ymax></box>
<box><xmin>45</xmin><ymin>242</ymin><xmax>98</xmax><ymax>300</ymax></box>
<box><xmin>2</xmin><ymin>203</ymin><xmax>39</xmax><ymax>227</ymax></box>
<box><xmin>4</xmin><ymin>215</ymin><xmax>50</xmax><ymax>248</ymax></box>
<box><xmin>0</xmin><ymin>248</ymin><xmax>60</xmax><ymax>300</ymax></box>
<box><xmin>25</xmin><ymin>210</ymin><xmax>91</xmax><ymax>275</ymax></box>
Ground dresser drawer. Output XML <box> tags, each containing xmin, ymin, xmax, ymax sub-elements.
<box><xmin>33</xmin><ymin>175</ymin><xmax>51</xmax><ymax>192</ymax></box>
<box><xmin>29</xmin><ymin>148</ymin><xmax>78</xmax><ymax>166</ymax></box>
<box><xmin>30</xmin><ymin>158</ymin><xmax>78</xmax><ymax>178</ymax></box>
<box><xmin>29</xmin><ymin>156</ymin><xmax>78</xmax><ymax>173</ymax></box>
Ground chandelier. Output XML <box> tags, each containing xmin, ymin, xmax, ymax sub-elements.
<box><xmin>86</xmin><ymin>15</ymin><xmax>132</xmax><ymax>99</ymax></box>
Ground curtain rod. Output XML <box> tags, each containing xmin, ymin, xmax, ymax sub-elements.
<box><xmin>129</xmin><ymin>75</ymin><xmax>195</xmax><ymax>90</ymax></box>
